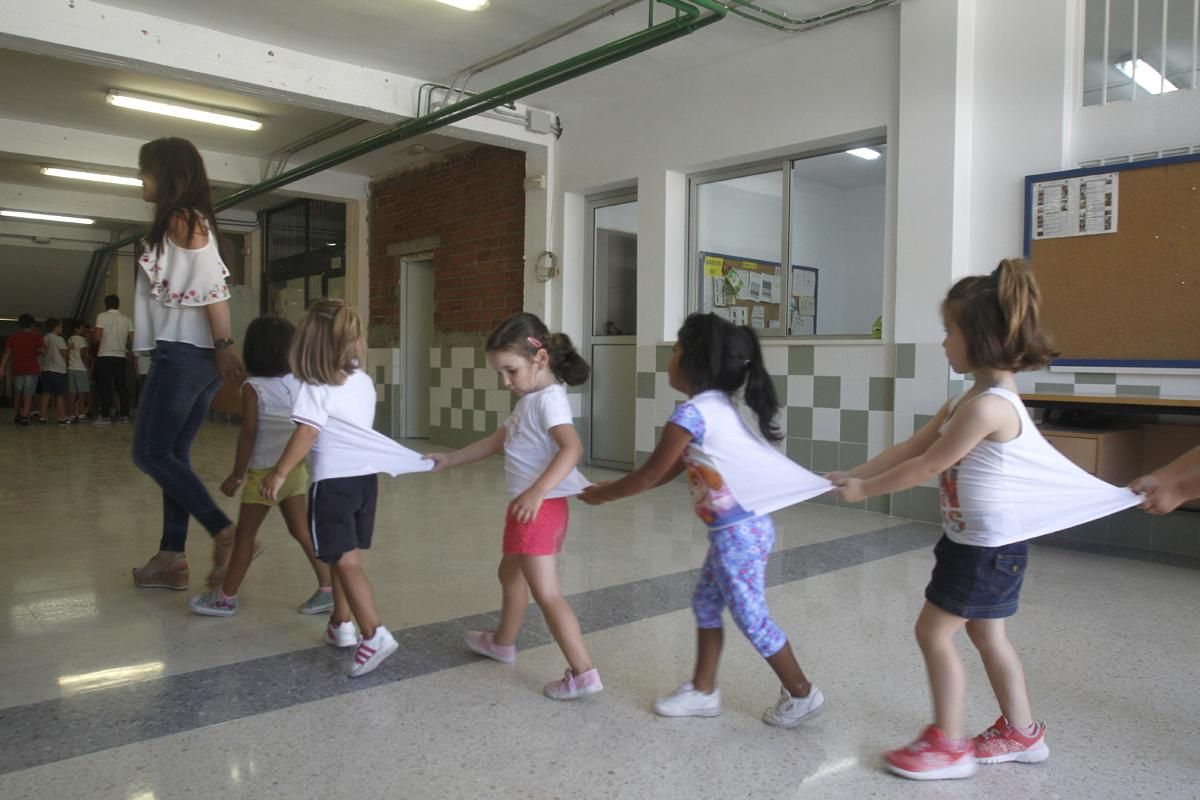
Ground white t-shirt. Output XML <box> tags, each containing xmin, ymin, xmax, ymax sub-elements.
<box><xmin>95</xmin><ymin>310</ymin><xmax>133</xmax><ymax>358</ymax></box>
<box><xmin>291</xmin><ymin>370</ymin><xmax>432</xmax><ymax>482</ymax></box>
<box><xmin>246</xmin><ymin>374</ymin><xmax>301</xmax><ymax>470</ymax></box>
<box><xmin>938</xmin><ymin>388</ymin><xmax>1142</xmax><ymax>547</ymax></box>
<box><xmin>133</xmin><ymin>217</ymin><xmax>229</xmax><ymax>352</ymax></box>
<box><xmin>669</xmin><ymin>390</ymin><xmax>832</xmax><ymax>529</ymax></box>
<box><xmin>41</xmin><ymin>333</ymin><xmax>68</xmax><ymax>373</ymax></box>
<box><xmin>67</xmin><ymin>335</ymin><xmax>88</xmax><ymax>371</ymax></box>
<box><xmin>503</xmin><ymin>383</ymin><xmax>591</xmax><ymax>499</ymax></box>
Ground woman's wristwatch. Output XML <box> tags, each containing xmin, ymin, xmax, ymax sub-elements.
<box><xmin>213</xmin><ymin>337</ymin><xmax>235</xmax><ymax>350</ymax></box>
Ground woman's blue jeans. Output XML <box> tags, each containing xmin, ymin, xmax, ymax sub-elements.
<box><xmin>132</xmin><ymin>341</ymin><xmax>232</xmax><ymax>552</ymax></box>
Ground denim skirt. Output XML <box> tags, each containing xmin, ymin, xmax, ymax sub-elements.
<box><xmin>924</xmin><ymin>534</ymin><xmax>1029</xmax><ymax>619</ymax></box>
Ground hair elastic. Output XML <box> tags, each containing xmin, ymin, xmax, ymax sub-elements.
<box><xmin>527</xmin><ymin>336</ymin><xmax>543</xmax><ymax>349</ymax></box>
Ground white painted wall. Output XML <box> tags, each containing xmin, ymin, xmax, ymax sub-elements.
<box><xmin>556</xmin><ymin>6</ymin><xmax>900</xmax><ymax>345</ymax></box>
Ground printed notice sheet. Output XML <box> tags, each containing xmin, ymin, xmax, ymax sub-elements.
<box><xmin>1032</xmin><ymin>173</ymin><xmax>1117</xmax><ymax>240</ymax></box>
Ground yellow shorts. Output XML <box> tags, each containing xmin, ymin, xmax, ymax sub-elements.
<box><xmin>241</xmin><ymin>463</ymin><xmax>309</xmax><ymax>507</ymax></box>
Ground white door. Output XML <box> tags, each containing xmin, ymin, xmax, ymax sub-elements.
<box><xmin>586</xmin><ymin>193</ymin><xmax>638</xmax><ymax>469</ymax></box>
<box><xmin>401</xmin><ymin>259</ymin><xmax>434</xmax><ymax>438</ymax></box>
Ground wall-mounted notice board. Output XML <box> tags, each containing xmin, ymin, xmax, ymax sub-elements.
<box><xmin>698</xmin><ymin>251</ymin><xmax>818</xmax><ymax>336</ymax></box>
<box><xmin>1023</xmin><ymin>154</ymin><xmax>1200</xmax><ymax>368</ymax></box>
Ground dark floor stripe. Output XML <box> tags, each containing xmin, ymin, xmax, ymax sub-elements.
<box><xmin>0</xmin><ymin>522</ymin><xmax>933</xmax><ymax>773</ymax></box>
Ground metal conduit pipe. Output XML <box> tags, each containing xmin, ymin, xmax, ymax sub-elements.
<box><xmin>728</xmin><ymin>0</ymin><xmax>900</xmax><ymax>33</ymax></box>
<box><xmin>73</xmin><ymin>0</ymin><xmax>728</xmax><ymax>320</ymax></box>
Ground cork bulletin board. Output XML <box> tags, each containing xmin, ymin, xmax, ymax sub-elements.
<box><xmin>1023</xmin><ymin>155</ymin><xmax>1200</xmax><ymax>367</ymax></box>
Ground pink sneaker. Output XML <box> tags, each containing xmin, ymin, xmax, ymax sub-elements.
<box><xmin>884</xmin><ymin>725</ymin><xmax>977</xmax><ymax>780</ymax></box>
<box><xmin>543</xmin><ymin>667</ymin><xmax>603</xmax><ymax>700</ymax></box>
<box><xmin>974</xmin><ymin>716</ymin><xmax>1050</xmax><ymax>764</ymax></box>
<box><xmin>464</xmin><ymin>630</ymin><xmax>516</xmax><ymax>664</ymax></box>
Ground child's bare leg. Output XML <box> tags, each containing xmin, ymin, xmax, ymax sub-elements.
<box><xmin>915</xmin><ymin>601</ymin><xmax>970</xmax><ymax>739</ymax></box>
<box><xmin>765</xmin><ymin>642</ymin><xmax>813</xmax><ymax>698</ymax></box>
<box><xmin>220</xmin><ymin>503</ymin><xmax>270</xmax><ymax>597</ymax></box>
<box><xmin>692</xmin><ymin>628</ymin><xmax>723</xmax><ymax>693</ymax></box>
<box><xmin>520</xmin><ymin>555</ymin><xmax>591</xmax><ymax>674</ymax></box>
<box><xmin>494</xmin><ymin>554</ymin><xmax>528</xmax><ymax>646</ymax></box>
<box><xmin>278</xmin><ymin>495</ymin><xmax>332</xmax><ymax>589</ymax></box>
<box><xmin>54</xmin><ymin>395</ymin><xmax>66</xmax><ymax>420</ymax></box>
<box><xmin>330</xmin><ymin>567</ymin><xmax>351</xmax><ymax>624</ymax></box>
<box><xmin>966</xmin><ymin>618</ymin><xmax>1034</xmax><ymax>730</ymax></box>
<box><xmin>333</xmin><ymin>549</ymin><xmax>381</xmax><ymax>638</ymax></box>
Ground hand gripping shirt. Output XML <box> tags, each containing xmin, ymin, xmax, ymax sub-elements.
<box><xmin>668</xmin><ymin>390</ymin><xmax>833</xmax><ymax>529</ymax></box>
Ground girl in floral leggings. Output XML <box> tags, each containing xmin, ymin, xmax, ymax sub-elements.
<box><xmin>582</xmin><ymin>312</ymin><xmax>831</xmax><ymax>724</ymax></box>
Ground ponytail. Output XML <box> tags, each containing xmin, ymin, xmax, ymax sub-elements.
<box><xmin>736</xmin><ymin>327</ymin><xmax>782</xmax><ymax>443</ymax></box>
<box><xmin>545</xmin><ymin>332</ymin><xmax>591</xmax><ymax>386</ymax></box>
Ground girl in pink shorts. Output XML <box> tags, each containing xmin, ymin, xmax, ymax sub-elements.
<box><xmin>427</xmin><ymin>313</ymin><xmax>600</xmax><ymax>701</ymax></box>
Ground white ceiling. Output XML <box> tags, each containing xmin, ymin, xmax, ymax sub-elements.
<box><xmin>0</xmin><ymin>0</ymin><xmax>888</xmax><ymax>318</ymax></box>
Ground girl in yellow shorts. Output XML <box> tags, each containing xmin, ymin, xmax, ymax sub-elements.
<box><xmin>189</xmin><ymin>316</ymin><xmax>333</xmax><ymax>617</ymax></box>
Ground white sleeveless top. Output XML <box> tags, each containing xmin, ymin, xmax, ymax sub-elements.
<box><xmin>938</xmin><ymin>387</ymin><xmax>1141</xmax><ymax>547</ymax></box>
<box><xmin>245</xmin><ymin>375</ymin><xmax>301</xmax><ymax>470</ymax></box>
<box><xmin>670</xmin><ymin>390</ymin><xmax>832</xmax><ymax>529</ymax></box>
<box><xmin>133</xmin><ymin>215</ymin><xmax>231</xmax><ymax>352</ymax></box>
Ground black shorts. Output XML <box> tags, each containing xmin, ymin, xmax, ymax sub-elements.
<box><xmin>40</xmin><ymin>372</ymin><xmax>67</xmax><ymax>397</ymax></box>
<box><xmin>924</xmin><ymin>535</ymin><xmax>1029</xmax><ymax>619</ymax></box>
<box><xmin>309</xmin><ymin>474</ymin><xmax>378</xmax><ymax>564</ymax></box>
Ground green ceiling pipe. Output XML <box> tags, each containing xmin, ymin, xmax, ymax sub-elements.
<box><xmin>74</xmin><ymin>0</ymin><xmax>727</xmax><ymax>319</ymax></box>
<box><xmin>728</xmin><ymin>0</ymin><xmax>898</xmax><ymax>33</ymax></box>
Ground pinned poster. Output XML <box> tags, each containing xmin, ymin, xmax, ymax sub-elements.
<box><xmin>749</xmin><ymin>273</ymin><xmax>764</xmax><ymax>302</ymax></box>
<box><xmin>712</xmin><ymin>276</ymin><xmax>726</xmax><ymax>307</ymax></box>
<box><xmin>729</xmin><ymin>306</ymin><xmax>748</xmax><ymax>326</ymax></box>
<box><xmin>704</xmin><ymin>255</ymin><xmax>725</xmax><ymax>277</ymax></box>
<box><xmin>725</xmin><ymin>268</ymin><xmax>745</xmax><ymax>299</ymax></box>
<box><xmin>751</xmin><ymin>305</ymin><xmax>765</xmax><ymax>329</ymax></box>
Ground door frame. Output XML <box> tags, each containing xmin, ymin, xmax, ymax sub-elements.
<box><xmin>398</xmin><ymin>253</ymin><xmax>434</xmax><ymax>439</ymax></box>
<box><xmin>583</xmin><ymin>187</ymin><xmax>638</xmax><ymax>470</ymax></box>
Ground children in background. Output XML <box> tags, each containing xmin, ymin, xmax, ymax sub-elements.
<box><xmin>581</xmin><ymin>313</ymin><xmax>831</xmax><ymax>723</ymax></box>
<box><xmin>261</xmin><ymin>299</ymin><xmax>430</xmax><ymax>677</ymax></box>
<box><xmin>1</xmin><ymin>313</ymin><xmax>44</xmax><ymax>426</ymax></box>
<box><xmin>830</xmin><ymin>258</ymin><xmax>1140</xmax><ymax>781</ymax></box>
<box><xmin>426</xmin><ymin>313</ymin><xmax>602</xmax><ymax>700</ymax></box>
<box><xmin>1132</xmin><ymin>446</ymin><xmax>1200</xmax><ymax>514</ymax></box>
<box><xmin>190</xmin><ymin>316</ymin><xmax>333</xmax><ymax>618</ymax></box>
<box><xmin>67</xmin><ymin>321</ymin><xmax>91</xmax><ymax>422</ymax></box>
<box><xmin>38</xmin><ymin>317</ymin><xmax>71</xmax><ymax>425</ymax></box>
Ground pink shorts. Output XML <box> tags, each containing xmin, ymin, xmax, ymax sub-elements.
<box><xmin>503</xmin><ymin>497</ymin><xmax>569</xmax><ymax>556</ymax></box>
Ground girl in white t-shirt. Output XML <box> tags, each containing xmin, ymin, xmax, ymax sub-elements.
<box><xmin>832</xmin><ymin>259</ymin><xmax>1140</xmax><ymax>781</ymax></box>
<box><xmin>261</xmin><ymin>300</ymin><xmax>428</xmax><ymax>678</ymax></box>
<box><xmin>581</xmin><ymin>313</ymin><xmax>831</xmax><ymax>726</ymax></box>
<box><xmin>189</xmin><ymin>316</ymin><xmax>333</xmax><ymax>618</ymax></box>
<box><xmin>426</xmin><ymin>313</ymin><xmax>602</xmax><ymax>700</ymax></box>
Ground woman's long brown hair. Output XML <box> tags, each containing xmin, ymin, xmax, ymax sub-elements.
<box><xmin>138</xmin><ymin>137</ymin><xmax>221</xmax><ymax>255</ymax></box>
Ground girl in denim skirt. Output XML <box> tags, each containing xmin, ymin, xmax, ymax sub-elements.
<box><xmin>833</xmin><ymin>259</ymin><xmax>1140</xmax><ymax>780</ymax></box>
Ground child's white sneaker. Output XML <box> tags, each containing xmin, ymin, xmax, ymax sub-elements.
<box><xmin>323</xmin><ymin>619</ymin><xmax>360</xmax><ymax>648</ymax></box>
<box><xmin>350</xmin><ymin>625</ymin><xmax>398</xmax><ymax>677</ymax></box>
<box><xmin>653</xmin><ymin>682</ymin><xmax>721</xmax><ymax>717</ymax></box>
<box><xmin>762</xmin><ymin>684</ymin><xmax>825</xmax><ymax>728</ymax></box>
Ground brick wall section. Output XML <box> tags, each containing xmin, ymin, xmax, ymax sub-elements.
<box><xmin>369</xmin><ymin>145</ymin><xmax>526</xmax><ymax>344</ymax></box>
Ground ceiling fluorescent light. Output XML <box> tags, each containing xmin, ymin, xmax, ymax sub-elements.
<box><xmin>42</xmin><ymin>167</ymin><xmax>143</xmax><ymax>187</ymax></box>
<box><xmin>1</xmin><ymin>209</ymin><xmax>95</xmax><ymax>225</ymax></box>
<box><xmin>106</xmin><ymin>91</ymin><xmax>263</xmax><ymax>131</ymax></box>
<box><xmin>1115</xmin><ymin>59</ymin><xmax>1178</xmax><ymax>95</ymax></box>
<box><xmin>436</xmin><ymin>0</ymin><xmax>489</xmax><ymax>10</ymax></box>
<box><xmin>846</xmin><ymin>147</ymin><xmax>881</xmax><ymax>160</ymax></box>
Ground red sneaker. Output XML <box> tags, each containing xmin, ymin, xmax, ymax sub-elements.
<box><xmin>974</xmin><ymin>716</ymin><xmax>1050</xmax><ymax>764</ymax></box>
<box><xmin>884</xmin><ymin>725</ymin><xmax>977</xmax><ymax>780</ymax></box>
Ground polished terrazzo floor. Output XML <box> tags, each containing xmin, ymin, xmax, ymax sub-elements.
<box><xmin>1</xmin><ymin>418</ymin><xmax>1197</xmax><ymax>799</ymax></box>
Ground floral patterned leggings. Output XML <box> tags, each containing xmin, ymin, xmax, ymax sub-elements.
<box><xmin>692</xmin><ymin>514</ymin><xmax>787</xmax><ymax>658</ymax></box>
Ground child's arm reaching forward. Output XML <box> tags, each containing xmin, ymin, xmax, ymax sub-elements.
<box><xmin>261</xmin><ymin>423</ymin><xmax>318</xmax><ymax>501</ymax></box>
<box><xmin>509</xmin><ymin>424</ymin><xmax>584</xmax><ymax>523</ymax></box>
<box><xmin>828</xmin><ymin>400</ymin><xmax>951</xmax><ymax>484</ymax></box>
<box><xmin>424</xmin><ymin>426</ymin><xmax>506</xmax><ymax>472</ymax></box>
<box><xmin>833</xmin><ymin>394</ymin><xmax>1011</xmax><ymax>503</ymax></box>
<box><xmin>580</xmin><ymin>423</ymin><xmax>692</xmax><ymax>506</ymax></box>
<box><xmin>221</xmin><ymin>385</ymin><xmax>258</xmax><ymax>497</ymax></box>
